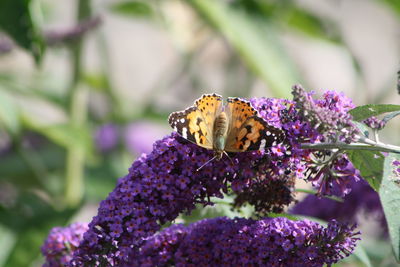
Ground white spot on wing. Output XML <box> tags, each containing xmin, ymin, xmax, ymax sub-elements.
<box><xmin>266</xmin><ymin>131</ymin><xmax>271</xmax><ymax>136</ymax></box>
<box><xmin>173</xmin><ymin>126</ymin><xmax>177</xmax><ymax>132</ymax></box>
<box><xmin>259</xmin><ymin>139</ymin><xmax>266</xmax><ymax>151</ymax></box>
<box><xmin>182</xmin><ymin>127</ymin><xmax>188</xmax><ymax>139</ymax></box>
<box><xmin>180</xmin><ymin>118</ymin><xmax>185</xmax><ymax>123</ymax></box>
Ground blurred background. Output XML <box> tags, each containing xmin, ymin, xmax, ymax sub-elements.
<box><xmin>0</xmin><ymin>0</ymin><xmax>399</xmax><ymax>266</ymax></box>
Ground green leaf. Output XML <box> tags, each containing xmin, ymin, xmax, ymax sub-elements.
<box><xmin>294</xmin><ymin>215</ymin><xmax>328</xmax><ymax>226</ymax></box>
<box><xmin>379</xmin><ymin>153</ymin><xmax>400</xmax><ymax>262</ymax></box>
<box><xmin>0</xmin><ymin>74</ymin><xmax>65</xmax><ymax>107</ymax></box>
<box><xmin>0</xmin><ymin>225</ymin><xmax>16</xmax><ymax>267</ymax></box>
<box><xmin>5</xmin><ymin>228</ymin><xmax>43</xmax><ymax>266</ymax></box>
<box><xmin>0</xmin><ymin>88</ymin><xmax>20</xmax><ymax>135</ymax></box>
<box><xmin>282</xmin><ymin>7</ymin><xmax>340</xmax><ymax>42</ymax></box>
<box><xmin>346</xmin><ymin>150</ymin><xmax>385</xmax><ymax>191</ymax></box>
<box><xmin>352</xmin><ymin>243</ymin><xmax>372</xmax><ymax>267</ymax></box>
<box><xmin>23</xmin><ymin>119</ymin><xmax>93</xmax><ymax>156</ymax></box>
<box><xmin>110</xmin><ymin>1</ymin><xmax>153</xmax><ymax>18</ymax></box>
<box><xmin>82</xmin><ymin>73</ymin><xmax>109</xmax><ymax>92</ymax></box>
<box><xmin>233</xmin><ymin>0</ymin><xmax>340</xmax><ymax>42</ymax></box>
<box><xmin>383</xmin><ymin>110</ymin><xmax>400</xmax><ymax>123</ymax></box>
<box><xmin>352</xmin><ymin>121</ymin><xmax>369</xmax><ymax>137</ymax></box>
<box><xmin>1</xmin><ymin>193</ymin><xmax>77</xmax><ymax>266</ymax></box>
<box><xmin>42</xmin><ymin>124</ymin><xmax>92</xmax><ymax>151</ymax></box>
<box><xmin>382</xmin><ymin>0</ymin><xmax>400</xmax><ymax>16</ymax></box>
<box><xmin>179</xmin><ymin>195</ymin><xmax>254</xmax><ymax>224</ymax></box>
<box><xmin>267</xmin><ymin>212</ymin><xmax>300</xmax><ymax>221</ymax></box>
<box><xmin>187</xmin><ymin>0</ymin><xmax>302</xmax><ymax>98</ymax></box>
<box><xmin>0</xmin><ymin>0</ymin><xmax>44</xmax><ymax>63</ymax></box>
<box><xmin>348</xmin><ymin>104</ymin><xmax>400</xmax><ymax>122</ymax></box>
<box><xmin>0</xmin><ymin>146</ymin><xmax>64</xmax><ymax>184</ymax></box>
<box><xmin>361</xmin><ymin>238</ymin><xmax>396</xmax><ymax>263</ymax></box>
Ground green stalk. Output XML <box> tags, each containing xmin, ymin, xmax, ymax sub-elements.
<box><xmin>64</xmin><ymin>0</ymin><xmax>91</xmax><ymax>207</ymax></box>
<box><xmin>96</xmin><ymin>31</ymin><xmax>123</xmax><ymax>120</ymax></box>
<box><xmin>301</xmin><ymin>139</ymin><xmax>400</xmax><ymax>154</ymax></box>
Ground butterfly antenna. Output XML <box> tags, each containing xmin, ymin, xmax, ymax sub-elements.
<box><xmin>223</xmin><ymin>151</ymin><xmax>235</xmax><ymax>166</ymax></box>
<box><xmin>196</xmin><ymin>155</ymin><xmax>218</xmax><ymax>172</ymax></box>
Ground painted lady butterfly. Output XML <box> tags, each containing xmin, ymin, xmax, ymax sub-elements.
<box><xmin>168</xmin><ymin>94</ymin><xmax>285</xmax><ymax>161</ymax></box>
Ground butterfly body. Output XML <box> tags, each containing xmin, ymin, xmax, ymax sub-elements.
<box><xmin>213</xmin><ymin>111</ymin><xmax>229</xmax><ymax>159</ymax></box>
<box><xmin>168</xmin><ymin>94</ymin><xmax>285</xmax><ymax>160</ymax></box>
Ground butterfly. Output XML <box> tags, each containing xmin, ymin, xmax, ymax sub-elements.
<box><xmin>168</xmin><ymin>94</ymin><xmax>285</xmax><ymax>165</ymax></box>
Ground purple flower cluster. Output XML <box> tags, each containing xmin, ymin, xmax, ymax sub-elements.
<box><xmin>292</xmin><ymin>85</ymin><xmax>359</xmax><ymax>143</ymax></box>
<box><xmin>134</xmin><ymin>217</ymin><xmax>360</xmax><ymax>267</ymax></box>
<box><xmin>41</xmin><ymin>223</ymin><xmax>88</xmax><ymax>267</ymax></box>
<box><xmin>250</xmin><ymin>86</ymin><xmax>361</xmax><ymax>197</ymax></box>
<box><xmin>290</xmin><ymin>178</ymin><xmax>386</xmax><ymax>230</ymax></box>
<box><xmin>41</xmin><ymin>87</ymin><xmax>366</xmax><ymax>266</ymax></box>
<box><xmin>305</xmin><ymin>153</ymin><xmax>362</xmax><ymax>197</ymax></box>
<box><xmin>250</xmin><ymin>96</ymin><xmax>316</xmax><ymax>181</ymax></box>
<box><xmin>363</xmin><ymin>116</ymin><xmax>386</xmax><ymax>130</ymax></box>
<box><xmin>291</xmin><ymin>86</ymin><xmax>362</xmax><ymax>196</ymax></box>
<box><xmin>71</xmin><ymin>131</ymin><xmax>291</xmax><ymax>265</ymax></box>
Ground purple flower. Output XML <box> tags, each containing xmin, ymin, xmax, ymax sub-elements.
<box><xmin>124</xmin><ymin>121</ymin><xmax>169</xmax><ymax>155</ymax></box>
<box><xmin>94</xmin><ymin>123</ymin><xmax>119</xmax><ymax>152</ymax></box>
<box><xmin>251</xmin><ymin>91</ymin><xmax>361</xmax><ymax>197</ymax></box>
<box><xmin>363</xmin><ymin>116</ymin><xmax>386</xmax><ymax>130</ymax></box>
<box><xmin>306</xmin><ymin>154</ymin><xmax>362</xmax><ymax>197</ymax></box>
<box><xmin>41</xmin><ymin>223</ymin><xmax>88</xmax><ymax>267</ymax></box>
<box><xmin>250</xmin><ymin>96</ymin><xmax>311</xmax><ymax>179</ymax></box>
<box><xmin>133</xmin><ymin>217</ymin><xmax>360</xmax><ymax>267</ymax></box>
<box><xmin>292</xmin><ymin>85</ymin><xmax>359</xmax><ymax>144</ymax></box>
<box><xmin>71</xmin><ymin>131</ymin><xmax>289</xmax><ymax>266</ymax></box>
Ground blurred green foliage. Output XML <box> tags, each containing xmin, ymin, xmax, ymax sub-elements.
<box><xmin>110</xmin><ymin>0</ymin><xmax>154</xmax><ymax>18</ymax></box>
<box><xmin>0</xmin><ymin>0</ymin><xmax>44</xmax><ymax>63</ymax></box>
<box><xmin>0</xmin><ymin>0</ymin><xmax>399</xmax><ymax>266</ymax></box>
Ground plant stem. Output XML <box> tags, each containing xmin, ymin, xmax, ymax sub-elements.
<box><xmin>294</xmin><ymin>188</ymin><xmax>344</xmax><ymax>203</ymax></box>
<box><xmin>373</xmin><ymin>129</ymin><xmax>379</xmax><ymax>143</ymax></box>
<box><xmin>64</xmin><ymin>0</ymin><xmax>91</xmax><ymax>207</ymax></box>
<box><xmin>301</xmin><ymin>139</ymin><xmax>400</xmax><ymax>154</ymax></box>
